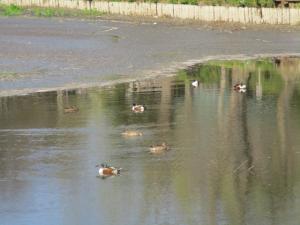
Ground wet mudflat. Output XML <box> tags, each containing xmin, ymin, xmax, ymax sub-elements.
<box><xmin>1</xmin><ymin>16</ymin><xmax>300</xmax><ymax>96</ymax></box>
<box><xmin>1</xmin><ymin>57</ymin><xmax>300</xmax><ymax>225</ymax></box>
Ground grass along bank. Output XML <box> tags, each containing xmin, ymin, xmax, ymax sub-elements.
<box><xmin>0</xmin><ymin>4</ymin><xmax>105</xmax><ymax>17</ymax></box>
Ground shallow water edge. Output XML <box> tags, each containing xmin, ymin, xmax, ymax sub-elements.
<box><xmin>1</xmin><ymin>53</ymin><xmax>300</xmax><ymax>97</ymax></box>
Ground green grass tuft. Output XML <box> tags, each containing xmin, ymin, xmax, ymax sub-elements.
<box><xmin>0</xmin><ymin>4</ymin><xmax>105</xmax><ymax>18</ymax></box>
<box><xmin>32</xmin><ymin>7</ymin><xmax>56</xmax><ymax>17</ymax></box>
<box><xmin>0</xmin><ymin>4</ymin><xmax>23</xmax><ymax>16</ymax></box>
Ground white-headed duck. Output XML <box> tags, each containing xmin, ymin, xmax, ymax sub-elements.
<box><xmin>234</xmin><ymin>83</ymin><xmax>247</xmax><ymax>91</ymax></box>
<box><xmin>192</xmin><ymin>80</ymin><xmax>199</xmax><ymax>87</ymax></box>
<box><xmin>96</xmin><ymin>164</ymin><xmax>122</xmax><ymax>177</ymax></box>
<box><xmin>132</xmin><ymin>104</ymin><xmax>145</xmax><ymax>113</ymax></box>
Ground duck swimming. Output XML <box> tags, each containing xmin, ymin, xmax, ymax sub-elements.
<box><xmin>233</xmin><ymin>83</ymin><xmax>246</xmax><ymax>92</ymax></box>
<box><xmin>96</xmin><ymin>164</ymin><xmax>122</xmax><ymax>177</ymax></box>
<box><xmin>132</xmin><ymin>104</ymin><xmax>145</xmax><ymax>113</ymax></box>
<box><xmin>149</xmin><ymin>142</ymin><xmax>169</xmax><ymax>154</ymax></box>
<box><xmin>64</xmin><ymin>106</ymin><xmax>79</xmax><ymax>113</ymax></box>
<box><xmin>122</xmin><ymin>130</ymin><xmax>143</xmax><ymax>137</ymax></box>
<box><xmin>192</xmin><ymin>80</ymin><xmax>199</xmax><ymax>87</ymax></box>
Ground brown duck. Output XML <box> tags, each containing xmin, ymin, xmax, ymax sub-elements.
<box><xmin>64</xmin><ymin>106</ymin><xmax>79</xmax><ymax>113</ymax></box>
<box><xmin>122</xmin><ymin>130</ymin><xmax>143</xmax><ymax>137</ymax></box>
<box><xmin>149</xmin><ymin>142</ymin><xmax>169</xmax><ymax>154</ymax></box>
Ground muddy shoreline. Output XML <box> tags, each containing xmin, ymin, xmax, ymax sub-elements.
<box><xmin>1</xmin><ymin>15</ymin><xmax>300</xmax><ymax>96</ymax></box>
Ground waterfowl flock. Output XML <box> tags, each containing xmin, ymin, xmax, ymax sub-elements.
<box><xmin>96</xmin><ymin>102</ymin><xmax>172</xmax><ymax>178</ymax></box>
<box><xmin>97</xmin><ymin>80</ymin><xmax>247</xmax><ymax>178</ymax></box>
<box><xmin>94</xmin><ymin>80</ymin><xmax>247</xmax><ymax>178</ymax></box>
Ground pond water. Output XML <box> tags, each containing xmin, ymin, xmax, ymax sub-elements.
<box><xmin>1</xmin><ymin>57</ymin><xmax>300</xmax><ymax>225</ymax></box>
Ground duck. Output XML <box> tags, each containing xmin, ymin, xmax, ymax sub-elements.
<box><xmin>238</xmin><ymin>88</ymin><xmax>246</xmax><ymax>93</ymax></box>
<box><xmin>131</xmin><ymin>104</ymin><xmax>145</xmax><ymax>113</ymax></box>
<box><xmin>96</xmin><ymin>163</ymin><xmax>122</xmax><ymax>177</ymax></box>
<box><xmin>64</xmin><ymin>105</ymin><xmax>79</xmax><ymax>113</ymax></box>
<box><xmin>122</xmin><ymin>130</ymin><xmax>143</xmax><ymax>137</ymax></box>
<box><xmin>149</xmin><ymin>142</ymin><xmax>169</xmax><ymax>154</ymax></box>
<box><xmin>192</xmin><ymin>80</ymin><xmax>199</xmax><ymax>87</ymax></box>
<box><xmin>233</xmin><ymin>83</ymin><xmax>247</xmax><ymax>91</ymax></box>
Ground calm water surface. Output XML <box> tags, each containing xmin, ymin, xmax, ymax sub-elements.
<box><xmin>1</xmin><ymin>58</ymin><xmax>300</xmax><ymax>225</ymax></box>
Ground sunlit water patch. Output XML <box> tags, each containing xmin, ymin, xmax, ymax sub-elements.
<box><xmin>1</xmin><ymin>57</ymin><xmax>300</xmax><ymax>225</ymax></box>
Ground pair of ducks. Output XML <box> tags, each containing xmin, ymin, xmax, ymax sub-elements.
<box><xmin>193</xmin><ymin>80</ymin><xmax>247</xmax><ymax>93</ymax></box>
<box><xmin>122</xmin><ymin>129</ymin><xmax>169</xmax><ymax>153</ymax></box>
<box><xmin>193</xmin><ymin>81</ymin><xmax>246</xmax><ymax>92</ymax></box>
<box><xmin>64</xmin><ymin>103</ymin><xmax>145</xmax><ymax>114</ymax></box>
<box><xmin>97</xmin><ymin>142</ymin><xmax>169</xmax><ymax>178</ymax></box>
<box><xmin>64</xmin><ymin>102</ymin><xmax>144</xmax><ymax>114</ymax></box>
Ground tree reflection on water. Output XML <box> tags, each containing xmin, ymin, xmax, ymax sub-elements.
<box><xmin>1</xmin><ymin>57</ymin><xmax>300</xmax><ymax>225</ymax></box>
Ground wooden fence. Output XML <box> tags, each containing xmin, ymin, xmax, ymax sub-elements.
<box><xmin>1</xmin><ymin>0</ymin><xmax>300</xmax><ymax>25</ymax></box>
